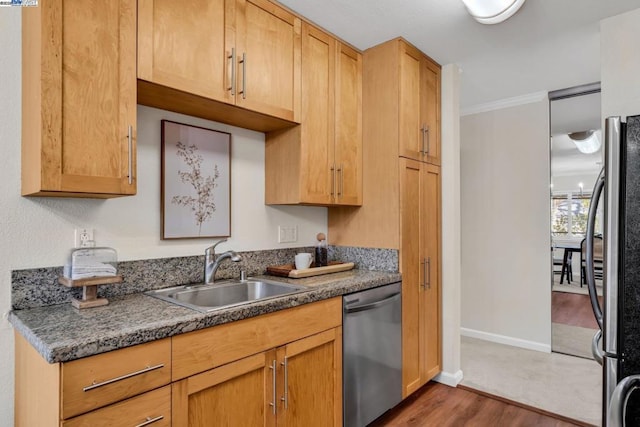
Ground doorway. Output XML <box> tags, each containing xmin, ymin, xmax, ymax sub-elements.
<box><xmin>549</xmin><ymin>87</ymin><xmax>603</xmax><ymax>359</ymax></box>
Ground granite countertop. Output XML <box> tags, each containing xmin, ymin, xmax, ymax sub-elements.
<box><xmin>9</xmin><ymin>269</ymin><xmax>401</xmax><ymax>364</ymax></box>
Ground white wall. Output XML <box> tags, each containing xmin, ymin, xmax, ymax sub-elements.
<box><xmin>601</xmin><ymin>8</ymin><xmax>640</xmax><ymax>120</ymax></box>
<box><xmin>0</xmin><ymin>10</ymin><xmax>326</xmax><ymax>425</ymax></box>
<box><xmin>552</xmin><ymin>171</ymin><xmax>600</xmax><ymax>195</ymax></box>
<box><xmin>460</xmin><ymin>98</ymin><xmax>552</xmax><ymax>351</ymax></box>
<box><xmin>434</xmin><ymin>64</ymin><xmax>463</xmax><ymax>386</ymax></box>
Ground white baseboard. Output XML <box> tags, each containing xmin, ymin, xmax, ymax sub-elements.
<box><xmin>433</xmin><ymin>370</ymin><xmax>464</xmax><ymax>387</ymax></box>
<box><xmin>461</xmin><ymin>327</ymin><xmax>551</xmax><ymax>353</ymax></box>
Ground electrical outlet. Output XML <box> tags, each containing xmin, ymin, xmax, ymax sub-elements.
<box><xmin>75</xmin><ymin>228</ymin><xmax>95</xmax><ymax>248</ymax></box>
<box><xmin>278</xmin><ymin>225</ymin><xmax>298</xmax><ymax>243</ymax></box>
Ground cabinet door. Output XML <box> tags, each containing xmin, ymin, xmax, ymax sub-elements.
<box><xmin>398</xmin><ymin>41</ymin><xmax>423</xmax><ymax>162</ymax></box>
<box><xmin>299</xmin><ymin>23</ymin><xmax>335</xmax><ymax>205</ymax></box>
<box><xmin>235</xmin><ymin>0</ymin><xmax>301</xmax><ymax>121</ymax></box>
<box><xmin>422</xmin><ymin>60</ymin><xmax>441</xmax><ymax>165</ymax></box>
<box><xmin>399</xmin><ymin>158</ymin><xmax>423</xmax><ymax>397</ymax></box>
<box><xmin>138</xmin><ymin>0</ymin><xmax>234</xmax><ymax>104</ymax></box>
<box><xmin>334</xmin><ymin>43</ymin><xmax>363</xmax><ymax>206</ymax></box>
<box><xmin>277</xmin><ymin>328</ymin><xmax>342</xmax><ymax>427</ymax></box>
<box><xmin>23</xmin><ymin>0</ymin><xmax>136</xmax><ymax>196</ymax></box>
<box><xmin>421</xmin><ymin>165</ymin><xmax>441</xmax><ymax>380</ymax></box>
<box><xmin>172</xmin><ymin>351</ymin><xmax>276</xmax><ymax>427</ymax></box>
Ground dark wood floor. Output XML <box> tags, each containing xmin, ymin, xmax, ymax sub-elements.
<box><xmin>369</xmin><ymin>382</ymin><xmax>585</xmax><ymax>427</ymax></box>
<box><xmin>551</xmin><ymin>291</ymin><xmax>602</xmax><ymax>329</ymax></box>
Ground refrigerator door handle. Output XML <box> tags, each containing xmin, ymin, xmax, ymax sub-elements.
<box><xmin>608</xmin><ymin>375</ymin><xmax>640</xmax><ymax>427</ymax></box>
<box><xmin>586</xmin><ymin>167</ymin><xmax>605</xmax><ymax>330</ymax></box>
<box><xmin>592</xmin><ymin>329</ymin><xmax>604</xmax><ymax>366</ymax></box>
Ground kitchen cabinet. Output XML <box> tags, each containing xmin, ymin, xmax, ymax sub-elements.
<box><xmin>400</xmin><ymin>159</ymin><xmax>441</xmax><ymax>396</ymax></box>
<box><xmin>172</xmin><ymin>328</ymin><xmax>342</xmax><ymax>427</ymax></box>
<box><xmin>15</xmin><ymin>298</ymin><xmax>342</xmax><ymax>426</ymax></box>
<box><xmin>22</xmin><ymin>0</ymin><xmax>137</xmax><ymax>198</ymax></box>
<box><xmin>137</xmin><ymin>0</ymin><xmax>301</xmax><ymax>130</ymax></box>
<box><xmin>265</xmin><ymin>23</ymin><xmax>362</xmax><ymax>206</ymax></box>
<box><xmin>398</xmin><ymin>41</ymin><xmax>441</xmax><ymax>165</ymax></box>
<box><xmin>171</xmin><ymin>297</ymin><xmax>342</xmax><ymax>426</ymax></box>
<box><xmin>328</xmin><ymin>37</ymin><xmax>441</xmax><ymax>397</ymax></box>
<box><xmin>14</xmin><ymin>334</ymin><xmax>172</xmax><ymax>427</ymax></box>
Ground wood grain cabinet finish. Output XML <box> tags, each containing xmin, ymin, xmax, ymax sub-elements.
<box><xmin>398</xmin><ymin>41</ymin><xmax>441</xmax><ymax>166</ymax></box>
<box><xmin>138</xmin><ymin>0</ymin><xmax>301</xmax><ymax>127</ymax></box>
<box><xmin>171</xmin><ymin>298</ymin><xmax>343</xmax><ymax>426</ymax></box>
<box><xmin>265</xmin><ymin>23</ymin><xmax>362</xmax><ymax>206</ymax></box>
<box><xmin>328</xmin><ymin>38</ymin><xmax>442</xmax><ymax>398</ymax></box>
<box><xmin>400</xmin><ymin>159</ymin><xmax>441</xmax><ymax>397</ymax></box>
<box><xmin>22</xmin><ymin>0</ymin><xmax>137</xmax><ymax>198</ymax></box>
<box><xmin>14</xmin><ymin>334</ymin><xmax>171</xmax><ymax>427</ymax></box>
<box><xmin>61</xmin><ymin>386</ymin><xmax>171</xmax><ymax>427</ymax></box>
<box><xmin>172</xmin><ymin>328</ymin><xmax>342</xmax><ymax>427</ymax></box>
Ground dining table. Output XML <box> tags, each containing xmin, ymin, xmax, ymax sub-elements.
<box><xmin>554</xmin><ymin>241</ymin><xmax>582</xmax><ymax>284</ymax></box>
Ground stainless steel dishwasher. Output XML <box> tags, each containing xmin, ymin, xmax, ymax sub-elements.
<box><xmin>343</xmin><ymin>282</ymin><xmax>402</xmax><ymax>427</ymax></box>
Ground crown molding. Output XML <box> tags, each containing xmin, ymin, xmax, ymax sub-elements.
<box><xmin>461</xmin><ymin>91</ymin><xmax>548</xmax><ymax>116</ymax></box>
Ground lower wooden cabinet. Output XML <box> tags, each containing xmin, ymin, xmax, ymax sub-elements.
<box><xmin>61</xmin><ymin>386</ymin><xmax>171</xmax><ymax>427</ymax></box>
<box><xmin>172</xmin><ymin>327</ymin><xmax>342</xmax><ymax>427</ymax></box>
<box><xmin>15</xmin><ymin>298</ymin><xmax>343</xmax><ymax>427</ymax></box>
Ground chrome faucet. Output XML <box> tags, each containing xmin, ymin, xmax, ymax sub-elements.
<box><xmin>204</xmin><ymin>239</ymin><xmax>242</xmax><ymax>284</ymax></box>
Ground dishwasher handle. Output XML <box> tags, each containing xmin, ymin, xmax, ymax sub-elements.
<box><xmin>344</xmin><ymin>292</ymin><xmax>400</xmax><ymax>314</ymax></box>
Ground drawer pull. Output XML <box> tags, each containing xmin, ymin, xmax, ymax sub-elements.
<box><xmin>135</xmin><ymin>415</ymin><xmax>164</xmax><ymax>427</ymax></box>
<box><xmin>82</xmin><ymin>363</ymin><xmax>165</xmax><ymax>392</ymax></box>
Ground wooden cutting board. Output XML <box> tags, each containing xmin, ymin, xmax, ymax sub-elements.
<box><xmin>266</xmin><ymin>261</ymin><xmax>354</xmax><ymax>278</ymax></box>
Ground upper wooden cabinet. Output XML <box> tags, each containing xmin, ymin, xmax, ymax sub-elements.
<box><xmin>137</xmin><ymin>0</ymin><xmax>301</xmax><ymax>128</ymax></box>
<box><xmin>265</xmin><ymin>23</ymin><xmax>362</xmax><ymax>206</ymax></box>
<box><xmin>398</xmin><ymin>41</ymin><xmax>441</xmax><ymax>165</ymax></box>
<box><xmin>22</xmin><ymin>0</ymin><xmax>137</xmax><ymax>198</ymax></box>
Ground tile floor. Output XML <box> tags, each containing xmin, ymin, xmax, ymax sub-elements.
<box><xmin>460</xmin><ymin>336</ymin><xmax>602</xmax><ymax>426</ymax></box>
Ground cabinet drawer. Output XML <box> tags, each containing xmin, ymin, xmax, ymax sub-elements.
<box><xmin>172</xmin><ymin>297</ymin><xmax>342</xmax><ymax>380</ymax></box>
<box><xmin>62</xmin><ymin>385</ymin><xmax>171</xmax><ymax>427</ymax></box>
<box><xmin>61</xmin><ymin>338</ymin><xmax>171</xmax><ymax>419</ymax></box>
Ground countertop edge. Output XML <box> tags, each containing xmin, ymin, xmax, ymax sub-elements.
<box><xmin>11</xmin><ymin>270</ymin><xmax>402</xmax><ymax>363</ymax></box>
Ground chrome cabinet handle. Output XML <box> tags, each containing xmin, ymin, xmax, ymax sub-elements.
<box><xmin>135</xmin><ymin>415</ymin><xmax>164</xmax><ymax>427</ymax></box>
<box><xmin>280</xmin><ymin>358</ymin><xmax>288</xmax><ymax>409</ymax></box>
<box><xmin>127</xmin><ymin>125</ymin><xmax>133</xmax><ymax>185</ymax></box>
<box><xmin>426</xmin><ymin>257</ymin><xmax>431</xmax><ymax>289</ymax></box>
<box><xmin>425</xmin><ymin>126</ymin><xmax>430</xmax><ymax>156</ymax></box>
<box><xmin>337</xmin><ymin>164</ymin><xmax>343</xmax><ymax>198</ymax></box>
<box><xmin>330</xmin><ymin>164</ymin><xmax>335</xmax><ymax>198</ymax></box>
<box><xmin>227</xmin><ymin>48</ymin><xmax>236</xmax><ymax>96</ymax></box>
<box><xmin>239</xmin><ymin>53</ymin><xmax>246</xmax><ymax>99</ymax></box>
<box><xmin>421</xmin><ymin>258</ymin><xmax>427</xmax><ymax>290</ymax></box>
<box><xmin>269</xmin><ymin>359</ymin><xmax>277</xmax><ymax>415</ymax></box>
<box><xmin>420</xmin><ymin>126</ymin><xmax>426</xmax><ymax>156</ymax></box>
<box><xmin>82</xmin><ymin>363</ymin><xmax>165</xmax><ymax>392</ymax></box>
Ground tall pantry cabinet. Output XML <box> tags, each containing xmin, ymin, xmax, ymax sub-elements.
<box><xmin>329</xmin><ymin>37</ymin><xmax>442</xmax><ymax>398</ymax></box>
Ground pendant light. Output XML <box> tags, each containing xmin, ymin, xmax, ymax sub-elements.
<box><xmin>461</xmin><ymin>0</ymin><xmax>526</xmax><ymax>24</ymax></box>
<box><xmin>568</xmin><ymin>130</ymin><xmax>601</xmax><ymax>154</ymax></box>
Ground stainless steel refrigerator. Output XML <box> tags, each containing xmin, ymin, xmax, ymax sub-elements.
<box><xmin>586</xmin><ymin>115</ymin><xmax>640</xmax><ymax>427</ymax></box>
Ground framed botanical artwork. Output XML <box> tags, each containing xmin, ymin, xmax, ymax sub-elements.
<box><xmin>161</xmin><ymin>120</ymin><xmax>231</xmax><ymax>239</ymax></box>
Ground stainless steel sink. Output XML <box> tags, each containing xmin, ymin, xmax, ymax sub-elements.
<box><xmin>145</xmin><ymin>278</ymin><xmax>306</xmax><ymax>312</ymax></box>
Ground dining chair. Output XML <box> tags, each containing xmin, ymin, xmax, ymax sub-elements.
<box><xmin>581</xmin><ymin>236</ymin><xmax>603</xmax><ymax>287</ymax></box>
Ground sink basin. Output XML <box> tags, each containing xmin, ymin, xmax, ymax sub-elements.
<box><xmin>145</xmin><ymin>279</ymin><xmax>306</xmax><ymax>313</ymax></box>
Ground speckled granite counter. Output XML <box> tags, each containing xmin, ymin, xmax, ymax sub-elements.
<box><xmin>9</xmin><ymin>269</ymin><xmax>401</xmax><ymax>364</ymax></box>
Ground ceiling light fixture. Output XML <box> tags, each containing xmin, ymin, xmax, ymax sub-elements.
<box><xmin>568</xmin><ymin>130</ymin><xmax>601</xmax><ymax>154</ymax></box>
<box><xmin>461</xmin><ymin>0</ymin><xmax>526</xmax><ymax>24</ymax></box>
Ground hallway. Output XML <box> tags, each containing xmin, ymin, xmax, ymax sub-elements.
<box><xmin>460</xmin><ymin>336</ymin><xmax>601</xmax><ymax>426</ymax></box>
